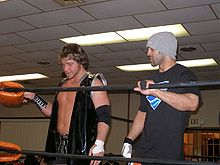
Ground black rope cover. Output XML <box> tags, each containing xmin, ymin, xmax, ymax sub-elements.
<box><xmin>0</xmin><ymin>147</ymin><xmax>219</xmax><ymax>165</ymax></box>
<box><xmin>1</xmin><ymin>80</ymin><xmax>220</xmax><ymax>93</ymax></box>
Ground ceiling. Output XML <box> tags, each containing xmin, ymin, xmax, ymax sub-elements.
<box><xmin>1</xmin><ymin>0</ymin><xmax>220</xmax><ymax>88</ymax></box>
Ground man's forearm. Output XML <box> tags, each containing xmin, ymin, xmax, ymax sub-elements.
<box><xmin>127</xmin><ymin>111</ymin><xmax>146</xmax><ymax>140</ymax></box>
<box><xmin>155</xmin><ymin>90</ymin><xmax>199</xmax><ymax>112</ymax></box>
<box><xmin>96</xmin><ymin>122</ymin><xmax>110</xmax><ymax>142</ymax></box>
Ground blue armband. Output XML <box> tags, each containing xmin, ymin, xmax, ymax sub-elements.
<box><xmin>96</xmin><ymin>105</ymin><xmax>111</xmax><ymax>126</ymax></box>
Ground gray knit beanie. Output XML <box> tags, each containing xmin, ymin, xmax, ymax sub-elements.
<box><xmin>146</xmin><ymin>32</ymin><xmax>177</xmax><ymax>59</ymax></box>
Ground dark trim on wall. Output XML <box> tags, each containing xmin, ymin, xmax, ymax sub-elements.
<box><xmin>185</xmin><ymin>127</ymin><xmax>220</xmax><ymax>131</ymax></box>
<box><xmin>0</xmin><ymin>117</ymin><xmax>49</xmax><ymax>120</ymax></box>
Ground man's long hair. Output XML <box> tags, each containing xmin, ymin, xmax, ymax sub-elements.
<box><xmin>59</xmin><ymin>43</ymin><xmax>89</xmax><ymax>70</ymax></box>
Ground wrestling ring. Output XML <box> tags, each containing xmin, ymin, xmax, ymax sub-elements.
<box><xmin>0</xmin><ymin>80</ymin><xmax>220</xmax><ymax>165</ymax></box>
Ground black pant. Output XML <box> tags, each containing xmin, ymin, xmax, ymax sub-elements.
<box><xmin>56</xmin><ymin>134</ymin><xmax>69</xmax><ymax>154</ymax></box>
<box><xmin>47</xmin><ymin>134</ymin><xmax>69</xmax><ymax>165</ymax></box>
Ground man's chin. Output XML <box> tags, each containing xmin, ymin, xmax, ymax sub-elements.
<box><xmin>150</xmin><ymin>63</ymin><xmax>156</xmax><ymax>67</ymax></box>
<box><xmin>66</xmin><ymin>75</ymin><xmax>72</xmax><ymax>80</ymax></box>
<box><xmin>149</xmin><ymin>61</ymin><xmax>155</xmax><ymax>66</ymax></box>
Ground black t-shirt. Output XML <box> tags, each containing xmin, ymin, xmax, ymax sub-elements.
<box><xmin>134</xmin><ymin>64</ymin><xmax>200</xmax><ymax>161</ymax></box>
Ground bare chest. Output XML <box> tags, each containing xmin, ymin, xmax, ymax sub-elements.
<box><xmin>57</xmin><ymin>81</ymin><xmax>80</xmax><ymax>106</ymax></box>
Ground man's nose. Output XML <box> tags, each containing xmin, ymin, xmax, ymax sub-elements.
<box><xmin>146</xmin><ymin>50</ymin><xmax>150</xmax><ymax>57</ymax></box>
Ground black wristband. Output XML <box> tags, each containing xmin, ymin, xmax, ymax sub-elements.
<box><xmin>124</xmin><ymin>137</ymin><xmax>134</xmax><ymax>145</ymax></box>
<box><xmin>140</xmin><ymin>80</ymin><xmax>146</xmax><ymax>90</ymax></box>
<box><xmin>33</xmin><ymin>94</ymin><xmax>48</xmax><ymax>110</ymax></box>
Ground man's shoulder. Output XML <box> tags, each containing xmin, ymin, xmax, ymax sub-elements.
<box><xmin>58</xmin><ymin>78</ymin><xmax>68</xmax><ymax>86</ymax></box>
<box><xmin>175</xmin><ymin>63</ymin><xmax>189</xmax><ymax>71</ymax></box>
<box><xmin>170</xmin><ymin>63</ymin><xmax>192</xmax><ymax>75</ymax></box>
<box><xmin>90</xmin><ymin>73</ymin><xmax>108</xmax><ymax>86</ymax></box>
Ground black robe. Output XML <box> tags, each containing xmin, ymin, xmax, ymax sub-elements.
<box><xmin>44</xmin><ymin>74</ymin><xmax>98</xmax><ymax>165</ymax></box>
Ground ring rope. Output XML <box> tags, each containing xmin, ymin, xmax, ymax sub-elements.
<box><xmin>1</xmin><ymin>80</ymin><xmax>220</xmax><ymax>93</ymax></box>
<box><xmin>0</xmin><ymin>147</ymin><xmax>219</xmax><ymax>165</ymax></box>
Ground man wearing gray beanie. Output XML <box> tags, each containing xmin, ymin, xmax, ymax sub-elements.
<box><xmin>122</xmin><ymin>32</ymin><xmax>200</xmax><ymax>164</ymax></box>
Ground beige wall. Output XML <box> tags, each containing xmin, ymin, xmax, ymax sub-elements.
<box><xmin>0</xmin><ymin>119</ymin><xmax>49</xmax><ymax>150</ymax></box>
<box><xmin>0</xmin><ymin>90</ymin><xmax>219</xmax><ymax>155</ymax></box>
<box><xmin>189</xmin><ymin>89</ymin><xmax>220</xmax><ymax>127</ymax></box>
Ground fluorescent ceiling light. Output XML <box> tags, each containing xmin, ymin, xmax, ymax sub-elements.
<box><xmin>61</xmin><ymin>32</ymin><xmax>126</xmax><ymax>46</ymax></box>
<box><xmin>178</xmin><ymin>58</ymin><xmax>217</xmax><ymax>67</ymax></box>
<box><xmin>0</xmin><ymin>73</ymin><xmax>48</xmax><ymax>82</ymax></box>
<box><xmin>117</xmin><ymin>63</ymin><xmax>158</xmax><ymax>72</ymax></box>
<box><xmin>117</xmin><ymin>58</ymin><xmax>217</xmax><ymax>72</ymax></box>
<box><xmin>60</xmin><ymin>24</ymin><xmax>189</xmax><ymax>46</ymax></box>
<box><xmin>116</xmin><ymin>24</ymin><xmax>189</xmax><ymax>41</ymax></box>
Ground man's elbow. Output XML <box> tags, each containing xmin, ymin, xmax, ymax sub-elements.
<box><xmin>189</xmin><ymin>98</ymin><xmax>200</xmax><ymax>112</ymax></box>
<box><xmin>189</xmin><ymin>104</ymin><xmax>198</xmax><ymax>111</ymax></box>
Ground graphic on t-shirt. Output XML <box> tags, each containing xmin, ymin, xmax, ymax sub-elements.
<box><xmin>146</xmin><ymin>81</ymin><xmax>169</xmax><ymax>110</ymax></box>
